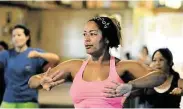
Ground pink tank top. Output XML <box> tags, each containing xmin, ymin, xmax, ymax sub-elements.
<box><xmin>70</xmin><ymin>56</ymin><xmax>126</xmax><ymax>108</ymax></box>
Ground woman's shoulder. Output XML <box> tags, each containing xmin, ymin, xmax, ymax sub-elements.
<box><xmin>115</xmin><ymin>60</ymin><xmax>142</xmax><ymax>73</ymax></box>
<box><xmin>61</xmin><ymin>59</ymin><xmax>86</xmax><ymax>67</ymax></box>
<box><xmin>66</xmin><ymin>59</ymin><xmax>84</xmax><ymax>63</ymax></box>
<box><xmin>68</xmin><ymin>55</ymin><xmax>91</xmax><ymax>64</ymax></box>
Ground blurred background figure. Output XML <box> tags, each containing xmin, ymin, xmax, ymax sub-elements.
<box><xmin>132</xmin><ymin>45</ymin><xmax>151</xmax><ymax>108</ymax></box>
<box><xmin>125</xmin><ymin>52</ymin><xmax>132</xmax><ymax>60</ymax></box>
<box><xmin>0</xmin><ymin>25</ymin><xmax>60</xmax><ymax>108</ymax></box>
<box><xmin>0</xmin><ymin>41</ymin><xmax>8</xmax><ymax>51</ymax></box>
<box><xmin>0</xmin><ymin>41</ymin><xmax>9</xmax><ymax>105</ymax></box>
<box><xmin>137</xmin><ymin>45</ymin><xmax>151</xmax><ymax>65</ymax></box>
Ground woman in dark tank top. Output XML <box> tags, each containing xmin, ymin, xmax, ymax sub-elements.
<box><xmin>140</xmin><ymin>48</ymin><xmax>181</xmax><ymax>108</ymax></box>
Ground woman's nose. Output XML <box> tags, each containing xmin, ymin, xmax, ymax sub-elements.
<box><xmin>155</xmin><ymin>61</ymin><xmax>161</xmax><ymax>66</ymax></box>
<box><xmin>84</xmin><ymin>36</ymin><xmax>91</xmax><ymax>42</ymax></box>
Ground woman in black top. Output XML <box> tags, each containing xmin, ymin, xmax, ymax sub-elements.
<box><xmin>103</xmin><ymin>48</ymin><xmax>182</xmax><ymax>108</ymax></box>
<box><xmin>140</xmin><ymin>48</ymin><xmax>181</xmax><ymax>108</ymax></box>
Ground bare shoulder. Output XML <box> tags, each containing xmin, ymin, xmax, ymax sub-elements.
<box><xmin>116</xmin><ymin>60</ymin><xmax>146</xmax><ymax>76</ymax></box>
<box><xmin>62</xmin><ymin>59</ymin><xmax>84</xmax><ymax>65</ymax></box>
<box><xmin>116</xmin><ymin>60</ymin><xmax>152</xmax><ymax>76</ymax></box>
<box><xmin>117</xmin><ymin>60</ymin><xmax>151</xmax><ymax>69</ymax></box>
<box><xmin>61</xmin><ymin>59</ymin><xmax>86</xmax><ymax>77</ymax></box>
<box><xmin>50</xmin><ymin>59</ymin><xmax>84</xmax><ymax>73</ymax></box>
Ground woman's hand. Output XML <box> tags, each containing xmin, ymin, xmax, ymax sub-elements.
<box><xmin>170</xmin><ymin>87</ymin><xmax>183</xmax><ymax>95</ymax></box>
<box><xmin>103</xmin><ymin>81</ymin><xmax>132</xmax><ymax>98</ymax></box>
<box><xmin>40</xmin><ymin>68</ymin><xmax>65</xmax><ymax>91</ymax></box>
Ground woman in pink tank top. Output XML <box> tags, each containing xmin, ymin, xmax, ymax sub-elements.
<box><xmin>28</xmin><ymin>17</ymin><xmax>166</xmax><ymax>108</ymax></box>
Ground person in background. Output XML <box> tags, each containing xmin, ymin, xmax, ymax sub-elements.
<box><xmin>141</xmin><ymin>48</ymin><xmax>181</xmax><ymax>108</ymax></box>
<box><xmin>137</xmin><ymin>45</ymin><xmax>151</xmax><ymax>65</ymax></box>
<box><xmin>107</xmin><ymin>48</ymin><xmax>182</xmax><ymax>108</ymax></box>
<box><xmin>0</xmin><ymin>41</ymin><xmax>8</xmax><ymax>51</ymax></box>
<box><xmin>136</xmin><ymin>45</ymin><xmax>151</xmax><ymax>108</ymax></box>
<box><xmin>0</xmin><ymin>25</ymin><xmax>60</xmax><ymax>108</ymax></box>
<box><xmin>0</xmin><ymin>41</ymin><xmax>9</xmax><ymax>105</ymax></box>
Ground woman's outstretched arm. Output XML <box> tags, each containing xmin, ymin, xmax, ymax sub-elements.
<box><xmin>103</xmin><ymin>61</ymin><xmax>166</xmax><ymax>97</ymax></box>
<box><xmin>28</xmin><ymin>59</ymin><xmax>83</xmax><ymax>89</ymax></box>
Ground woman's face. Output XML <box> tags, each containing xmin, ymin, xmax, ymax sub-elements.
<box><xmin>83</xmin><ymin>21</ymin><xmax>106</xmax><ymax>55</ymax></box>
<box><xmin>12</xmin><ymin>28</ymin><xmax>29</xmax><ymax>48</ymax></box>
<box><xmin>150</xmin><ymin>51</ymin><xmax>170</xmax><ymax>73</ymax></box>
<box><xmin>142</xmin><ymin>48</ymin><xmax>148</xmax><ymax>56</ymax></box>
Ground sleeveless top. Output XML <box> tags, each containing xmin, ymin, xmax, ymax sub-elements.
<box><xmin>70</xmin><ymin>56</ymin><xmax>126</xmax><ymax>108</ymax></box>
